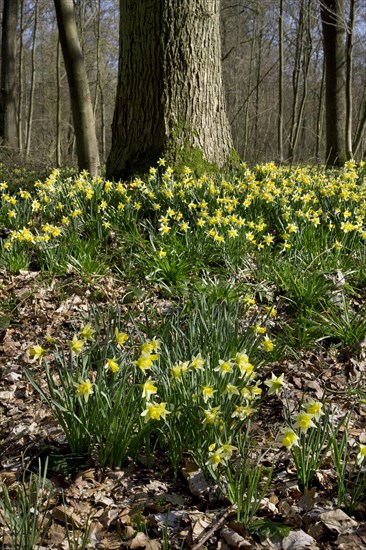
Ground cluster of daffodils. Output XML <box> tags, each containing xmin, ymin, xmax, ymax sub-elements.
<box><xmin>28</xmin><ymin>327</ymin><xmax>272</xmax><ymax>433</ymax></box>
<box><xmin>135</xmin><ymin>338</ymin><xmax>171</xmax><ymax>423</ymax></box>
<box><xmin>280</xmin><ymin>400</ymin><xmax>325</xmax><ymax>449</ymax></box>
<box><xmin>3</xmin><ymin>161</ymin><xmax>366</xmax><ymax>262</ymax></box>
<box><xmin>29</xmin><ymin>317</ymin><xmax>286</xmax><ymax>432</ymax></box>
<box><xmin>251</xmin><ymin>311</ymin><xmax>276</xmax><ymax>353</ymax></box>
<box><xmin>206</xmin><ymin>442</ymin><xmax>238</xmax><ymax>469</ymax></box>
<box><xmin>29</xmin><ymin>323</ymin><xmax>130</xmax><ymax>404</ymax></box>
<box><xmin>169</xmin><ymin>351</ymin><xmax>265</xmax><ymax>428</ymax></box>
<box><xmin>29</xmin><ymin>325</ymin><xmax>173</xmax><ymax>425</ymax></box>
<box><xmin>276</xmin><ymin>392</ymin><xmax>366</xmax><ymax>492</ymax></box>
<box><xmin>135</xmin><ymin>338</ymin><xmax>160</xmax><ymax>372</ymax></box>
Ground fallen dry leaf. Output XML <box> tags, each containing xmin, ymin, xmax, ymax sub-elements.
<box><xmin>52</xmin><ymin>505</ymin><xmax>82</xmax><ymax>529</ymax></box>
<box><xmin>319</xmin><ymin>509</ymin><xmax>358</xmax><ymax>535</ymax></box>
<box><xmin>129</xmin><ymin>531</ymin><xmax>161</xmax><ymax>549</ymax></box>
<box><xmin>282</xmin><ymin>529</ymin><xmax>318</xmax><ymax>549</ymax></box>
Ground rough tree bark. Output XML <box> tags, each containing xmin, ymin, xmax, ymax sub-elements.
<box><xmin>0</xmin><ymin>0</ymin><xmax>19</xmax><ymax>149</ymax></box>
<box><xmin>107</xmin><ymin>0</ymin><xmax>234</xmax><ymax>180</ymax></box>
<box><xmin>320</xmin><ymin>0</ymin><xmax>347</xmax><ymax>166</ymax></box>
<box><xmin>345</xmin><ymin>0</ymin><xmax>355</xmax><ymax>160</ymax></box>
<box><xmin>17</xmin><ymin>0</ymin><xmax>24</xmax><ymax>152</ymax></box>
<box><xmin>54</xmin><ymin>0</ymin><xmax>99</xmax><ymax>175</ymax></box>
<box><xmin>56</xmin><ymin>37</ymin><xmax>62</xmax><ymax>167</ymax></box>
<box><xmin>278</xmin><ymin>0</ymin><xmax>284</xmax><ymax>163</ymax></box>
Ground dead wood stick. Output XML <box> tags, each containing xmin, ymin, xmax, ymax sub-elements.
<box><xmin>190</xmin><ymin>504</ymin><xmax>238</xmax><ymax>550</ymax></box>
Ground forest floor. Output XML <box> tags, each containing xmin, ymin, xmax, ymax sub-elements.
<box><xmin>1</xmin><ymin>268</ymin><xmax>366</xmax><ymax>550</ymax></box>
<box><xmin>2</xmin><ymin>163</ymin><xmax>366</xmax><ymax>549</ymax></box>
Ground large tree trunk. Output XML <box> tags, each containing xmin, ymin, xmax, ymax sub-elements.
<box><xmin>54</xmin><ymin>0</ymin><xmax>99</xmax><ymax>175</ymax></box>
<box><xmin>56</xmin><ymin>37</ymin><xmax>62</xmax><ymax>167</ymax></box>
<box><xmin>0</xmin><ymin>0</ymin><xmax>19</xmax><ymax>149</ymax></box>
<box><xmin>345</xmin><ymin>0</ymin><xmax>355</xmax><ymax>160</ymax></box>
<box><xmin>17</xmin><ymin>0</ymin><xmax>24</xmax><ymax>152</ymax></box>
<box><xmin>107</xmin><ymin>0</ymin><xmax>233</xmax><ymax>180</ymax></box>
<box><xmin>320</xmin><ymin>0</ymin><xmax>347</xmax><ymax>166</ymax></box>
<box><xmin>278</xmin><ymin>0</ymin><xmax>284</xmax><ymax>163</ymax></box>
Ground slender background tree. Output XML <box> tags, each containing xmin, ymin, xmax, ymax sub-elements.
<box><xmin>54</xmin><ymin>0</ymin><xmax>99</xmax><ymax>175</ymax></box>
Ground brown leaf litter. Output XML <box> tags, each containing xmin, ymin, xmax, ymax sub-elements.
<box><xmin>1</xmin><ymin>270</ymin><xmax>366</xmax><ymax>548</ymax></box>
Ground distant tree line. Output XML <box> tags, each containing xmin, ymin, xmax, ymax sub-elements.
<box><xmin>0</xmin><ymin>0</ymin><xmax>365</xmax><ymax>176</ymax></box>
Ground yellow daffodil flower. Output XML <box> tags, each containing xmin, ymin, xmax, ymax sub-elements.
<box><xmin>254</xmin><ymin>324</ymin><xmax>266</xmax><ymax>334</ymax></box>
<box><xmin>281</xmin><ymin>428</ymin><xmax>299</xmax><ymax>449</ymax></box>
<box><xmin>203</xmin><ymin>407</ymin><xmax>221</xmax><ymax>425</ymax></box>
<box><xmin>136</xmin><ymin>353</ymin><xmax>155</xmax><ymax>373</ymax></box>
<box><xmin>357</xmin><ymin>443</ymin><xmax>366</xmax><ymax>464</ymax></box>
<box><xmin>190</xmin><ymin>354</ymin><xmax>205</xmax><ymax>370</ymax></box>
<box><xmin>29</xmin><ymin>345</ymin><xmax>47</xmax><ymax>363</ymax></box>
<box><xmin>68</xmin><ymin>335</ymin><xmax>85</xmax><ymax>355</ymax></box>
<box><xmin>226</xmin><ymin>383</ymin><xmax>240</xmax><ymax>397</ymax></box>
<box><xmin>264</xmin><ymin>372</ymin><xmax>286</xmax><ymax>395</ymax></box>
<box><xmin>218</xmin><ymin>443</ymin><xmax>237</xmax><ymax>459</ymax></box>
<box><xmin>105</xmin><ymin>358</ymin><xmax>120</xmax><ymax>373</ymax></box>
<box><xmin>76</xmin><ymin>379</ymin><xmax>94</xmax><ymax>402</ymax></box>
<box><xmin>202</xmin><ymin>385</ymin><xmax>216</xmax><ymax>403</ymax></box>
<box><xmin>231</xmin><ymin>404</ymin><xmax>255</xmax><ymax>419</ymax></box>
<box><xmin>294</xmin><ymin>412</ymin><xmax>316</xmax><ymax>433</ymax></box>
<box><xmin>263</xmin><ymin>336</ymin><xmax>274</xmax><ymax>352</ymax></box>
<box><xmin>214</xmin><ymin>359</ymin><xmax>233</xmax><ymax>376</ymax></box>
<box><xmin>206</xmin><ymin>450</ymin><xmax>223</xmax><ymax>469</ymax></box>
<box><xmin>171</xmin><ymin>361</ymin><xmax>189</xmax><ymax>380</ymax></box>
<box><xmin>303</xmin><ymin>401</ymin><xmax>324</xmax><ymax>421</ymax></box>
<box><xmin>80</xmin><ymin>323</ymin><xmax>95</xmax><ymax>342</ymax></box>
<box><xmin>115</xmin><ymin>329</ymin><xmax>129</xmax><ymax>346</ymax></box>
<box><xmin>141</xmin><ymin>378</ymin><xmax>158</xmax><ymax>401</ymax></box>
<box><xmin>141</xmin><ymin>401</ymin><xmax>170</xmax><ymax>423</ymax></box>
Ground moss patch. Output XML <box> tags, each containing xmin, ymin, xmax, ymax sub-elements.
<box><xmin>169</xmin><ymin>145</ymin><xmax>241</xmax><ymax>178</ymax></box>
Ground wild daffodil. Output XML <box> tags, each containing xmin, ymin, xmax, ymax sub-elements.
<box><xmin>136</xmin><ymin>352</ymin><xmax>155</xmax><ymax>373</ymax></box>
<box><xmin>303</xmin><ymin>401</ymin><xmax>324</xmax><ymax>421</ymax></box>
<box><xmin>115</xmin><ymin>329</ymin><xmax>129</xmax><ymax>346</ymax></box>
<box><xmin>141</xmin><ymin>378</ymin><xmax>158</xmax><ymax>401</ymax></box>
<box><xmin>141</xmin><ymin>401</ymin><xmax>170</xmax><ymax>423</ymax></box>
<box><xmin>203</xmin><ymin>407</ymin><xmax>221</xmax><ymax>425</ymax></box>
<box><xmin>264</xmin><ymin>372</ymin><xmax>286</xmax><ymax>395</ymax></box>
<box><xmin>202</xmin><ymin>385</ymin><xmax>216</xmax><ymax>403</ymax></box>
<box><xmin>218</xmin><ymin>443</ymin><xmax>237</xmax><ymax>459</ymax></box>
<box><xmin>263</xmin><ymin>336</ymin><xmax>274</xmax><ymax>352</ymax></box>
<box><xmin>231</xmin><ymin>404</ymin><xmax>255</xmax><ymax>420</ymax></box>
<box><xmin>105</xmin><ymin>358</ymin><xmax>120</xmax><ymax>373</ymax></box>
<box><xmin>80</xmin><ymin>322</ymin><xmax>95</xmax><ymax>341</ymax></box>
<box><xmin>68</xmin><ymin>335</ymin><xmax>85</xmax><ymax>355</ymax></box>
<box><xmin>214</xmin><ymin>359</ymin><xmax>233</xmax><ymax>376</ymax></box>
<box><xmin>294</xmin><ymin>412</ymin><xmax>316</xmax><ymax>433</ymax></box>
<box><xmin>356</xmin><ymin>443</ymin><xmax>366</xmax><ymax>464</ymax></box>
<box><xmin>29</xmin><ymin>345</ymin><xmax>47</xmax><ymax>363</ymax></box>
<box><xmin>226</xmin><ymin>383</ymin><xmax>240</xmax><ymax>397</ymax></box>
<box><xmin>171</xmin><ymin>360</ymin><xmax>189</xmax><ymax>380</ymax></box>
<box><xmin>190</xmin><ymin>353</ymin><xmax>205</xmax><ymax>370</ymax></box>
<box><xmin>76</xmin><ymin>379</ymin><xmax>94</xmax><ymax>402</ymax></box>
<box><xmin>206</xmin><ymin>449</ymin><xmax>224</xmax><ymax>469</ymax></box>
<box><xmin>281</xmin><ymin>428</ymin><xmax>299</xmax><ymax>449</ymax></box>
